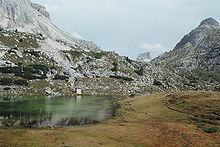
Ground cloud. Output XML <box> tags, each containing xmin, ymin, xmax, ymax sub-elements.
<box><xmin>71</xmin><ymin>32</ymin><xmax>83</xmax><ymax>39</ymax></box>
<box><xmin>140</xmin><ymin>43</ymin><xmax>170</xmax><ymax>58</ymax></box>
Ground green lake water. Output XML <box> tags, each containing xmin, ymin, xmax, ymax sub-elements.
<box><xmin>0</xmin><ymin>96</ymin><xmax>113</xmax><ymax>128</ymax></box>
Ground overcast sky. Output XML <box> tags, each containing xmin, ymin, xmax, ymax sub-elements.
<box><xmin>32</xmin><ymin>0</ymin><xmax>220</xmax><ymax>59</ymax></box>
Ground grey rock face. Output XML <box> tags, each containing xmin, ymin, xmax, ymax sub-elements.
<box><xmin>137</xmin><ymin>52</ymin><xmax>152</xmax><ymax>62</ymax></box>
<box><xmin>0</xmin><ymin>0</ymin><xmax>100</xmax><ymax>52</ymax></box>
<box><xmin>152</xmin><ymin>17</ymin><xmax>220</xmax><ymax>83</ymax></box>
<box><xmin>199</xmin><ymin>17</ymin><xmax>219</xmax><ymax>28</ymax></box>
<box><xmin>30</xmin><ymin>2</ymin><xmax>50</xmax><ymax>19</ymax></box>
<box><xmin>174</xmin><ymin>18</ymin><xmax>220</xmax><ymax>51</ymax></box>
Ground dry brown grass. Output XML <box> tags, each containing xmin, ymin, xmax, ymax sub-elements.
<box><xmin>0</xmin><ymin>91</ymin><xmax>219</xmax><ymax>147</ymax></box>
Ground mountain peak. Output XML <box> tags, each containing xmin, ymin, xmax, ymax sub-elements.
<box><xmin>0</xmin><ymin>0</ymin><xmax>100</xmax><ymax>52</ymax></box>
<box><xmin>199</xmin><ymin>17</ymin><xmax>219</xmax><ymax>28</ymax></box>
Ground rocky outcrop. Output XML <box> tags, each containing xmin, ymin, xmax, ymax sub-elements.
<box><xmin>152</xmin><ymin>17</ymin><xmax>220</xmax><ymax>85</ymax></box>
<box><xmin>30</xmin><ymin>2</ymin><xmax>50</xmax><ymax>19</ymax></box>
<box><xmin>174</xmin><ymin>18</ymin><xmax>219</xmax><ymax>51</ymax></box>
<box><xmin>136</xmin><ymin>52</ymin><xmax>152</xmax><ymax>62</ymax></box>
<box><xmin>0</xmin><ymin>0</ymin><xmax>100</xmax><ymax>52</ymax></box>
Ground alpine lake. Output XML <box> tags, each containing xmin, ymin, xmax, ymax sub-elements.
<box><xmin>0</xmin><ymin>95</ymin><xmax>114</xmax><ymax>128</ymax></box>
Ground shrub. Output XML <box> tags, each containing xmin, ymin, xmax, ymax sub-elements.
<box><xmin>0</xmin><ymin>66</ymin><xmax>21</xmax><ymax>74</ymax></box>
<box><xmin>197</xmin><ymin>123</ymin><xmax>206</xmax><ymax>128</ymax></box>
<box><xmin>87</xmin><ymin>52</ymin><xmax>105</xmax><ymax>59</ymax></box>
<box><xmin>203</xmin><ymin>127</ymin><xmax>219</xmax><ymax>133</ymax></box>
<box><xmin>54</xmin><ymin>74</ymin><xmax>69</xmax><ymax>80</ymax></box>
<box><xmin>8</xmin><ymin>50</ymin><xmax>16</xmax><ymax>54</ymax></box>
<box><xmin>24</xmin><ymin>49</ymin><xmax>40</xmax><ymax>57</ymax></box>
<box><xmin>129</xmin><ymin>94</ymin><xmax>136</xmax><ymax>97</ymax></box>
<box><xmin>0</xmin><ymin>64</ymin><xmax>49</xmax><ymax>80</ymax></box>
<box><xmin>13</xmin><ymin>79</ymin><xmax>28</xmax><ymax>86</ymax></box>
<box><xmin>135</xmin><ymin>66</ymin><xmax>144</xmax><ymax>76</ymax></box>
<box><xmin>63</xmin><ymin>50</ymin><xmax>82</xmax><ymax>58</ymax></box>
<box><xmin>153</xmin><ymin>80</ymin><xmax>163</xmax><ymax>86</ymax></box>
<box><xmin>110</xmin><ymin>75</ymin><xmax>133</xmax><ymax>81</ymax></box>
<box><xmin>4</xmin><ymin>87</ymin><xmax>11</xmax><ymax>91</ymax></box>
<box><xmin>19</xmin><ymin>38</ymin><xmax>23</xmax><ymax>42</ymax></box>
<box><xmin>0</xmin><ymin>78</ymin><xmax>13</xmax><ymax>85</ymax></box>
<box><xmin>125</xmin><ymin>57</ymin><xmax>132</xmax><ymax>64</ymax></box>
<box><xmin>111</xmin><ymin>62</ymin><xmax>118</xmax><ymax>72</ymax></box>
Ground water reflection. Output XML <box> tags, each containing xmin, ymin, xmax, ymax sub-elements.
<box><xmin>0</xmin><ymin>96</ymin><xmax>113</xmax><ymax>128</ymax></box>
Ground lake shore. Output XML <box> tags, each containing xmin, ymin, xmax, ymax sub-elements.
<box><xmin>0</xmin><ymin>91</ymin><xmax>219</xmax><ymax>147</ymax></box>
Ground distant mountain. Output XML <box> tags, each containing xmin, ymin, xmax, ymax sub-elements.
<box><xmin>152</xmin><ymin>17</ymin><xmax>220</xmax><ymax>86</ymax></box>
<box><xmin>0</xmin><ymin>0</ymin><xmax>100</xmax><ymax>52</ymax></box>
<box><xmin>136</xmin><ymin>52</ymin><xmax>152</xmax><ymax>62</ymax></box>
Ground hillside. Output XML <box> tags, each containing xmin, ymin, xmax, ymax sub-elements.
<box><xmin>0</xmin><ymin>28</ymin><xmax>190</xmax><ymax>96</ymax></box>
<box><xmin>152</xmin><ymin>18</ymin><xmax>220</xmax><ymax>90</ymax></box>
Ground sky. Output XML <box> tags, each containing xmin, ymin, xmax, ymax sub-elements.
<box><xmin>32</xmin><ymin>0</ymin><xmax>220</xmax><ymax>59</ymax></box>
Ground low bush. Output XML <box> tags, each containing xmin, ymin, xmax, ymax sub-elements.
<box><xmin>135</xmin><ymin>66</ymin><xmax>144</xmax><ymax>76</ymax></box>
<box><xmin>203</xmin><ymin>126</ymin><xmax>219</xmax><ymax>133</ymax></box>
<box><xmin>0</xmin><ymin>78</ymin><xmax>13</xmax><ymax>85</ymax></box>
<box><xmin>110</xmin><ymin>75</ymin><xmax>133</xmax><ymax>81</ymax></box>
<box><xmin>0</xmin><ymin>64</ymin><xmax>49</xmax><ymax>80</ymax></box>
<box><xmin>86</xmin><ymin>52</ymin><xmax>105</xmax><ymax>59</ymax></box>
<box><xmin>7</xmin><ymin>50</ymin><xmax>16</xmax><ymax>54</ymax></box>
<box><xmin>63</xmin><ymin>50</ymin><xmax>82</xmax><ymax>58</ymax></box>
<box><xmin>125</xmin><ymin>57</ymin><xmax>133</xmax><ymax>64</ymax></box>
<box><xmin>111</xmin><ymin>62</ymin><xmax>118</xmax><ymax>72</ymax></box>
<box><xmin>24</xmin><ymin>49</ymin><xmax>40</xmax><ymax>57</ymax></box>
<box><xmin>129</xmin><ymin>94</ymin><xmax>136</xmax><ymax>97</ymax></box>
<box><xmin>53</xmin><ymin>74</ymin><xmax>69</xmax><ymax>80</ymax></box>
<box><xmin>4</xmin><ymin>87</ymin><xmax>11</xmax><ymax>91</ymax></box>
<box><xmin>0</xmin><ymin>66</ymin><xmax>21</xmax><ymax>74</ymax></box>
<box><xmin>13</xmin><ymin>79</ymin><xmax>28</xmax><ymax>86</ymax></box>
<box><xmin>153</xmin><ymin>80</ymin><xmax>163</xmax><ymax>86</ymax></box>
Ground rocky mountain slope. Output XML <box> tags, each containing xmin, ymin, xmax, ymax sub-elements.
<box><xmin>0</xmin><ymin>0</ymin><xmax>100</xmax><ymax>52</ymax></box>
<box><xmin>152</xmin><ymin>18</ymin><xmax>220</xmax><ymax>90</ymax></box>
<box><xmin>0</xmin><ymin>28</ymin><xmax>194</xmax><ymax>96</ymax></box>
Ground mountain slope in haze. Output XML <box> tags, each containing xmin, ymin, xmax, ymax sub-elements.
<box><xmin>152</xmin><ymin>18</ymin><xmax>220</xmax><ymax>87</ymax></box>
<box><xmin>136</xmin><ymin>52</ymin><xmax>152</xmax><ymax>62</ymax></box>
<box><xmin>0</xmin><ymin>0</ymin><xmax>100</xmax><ymax>52</ymax></box>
